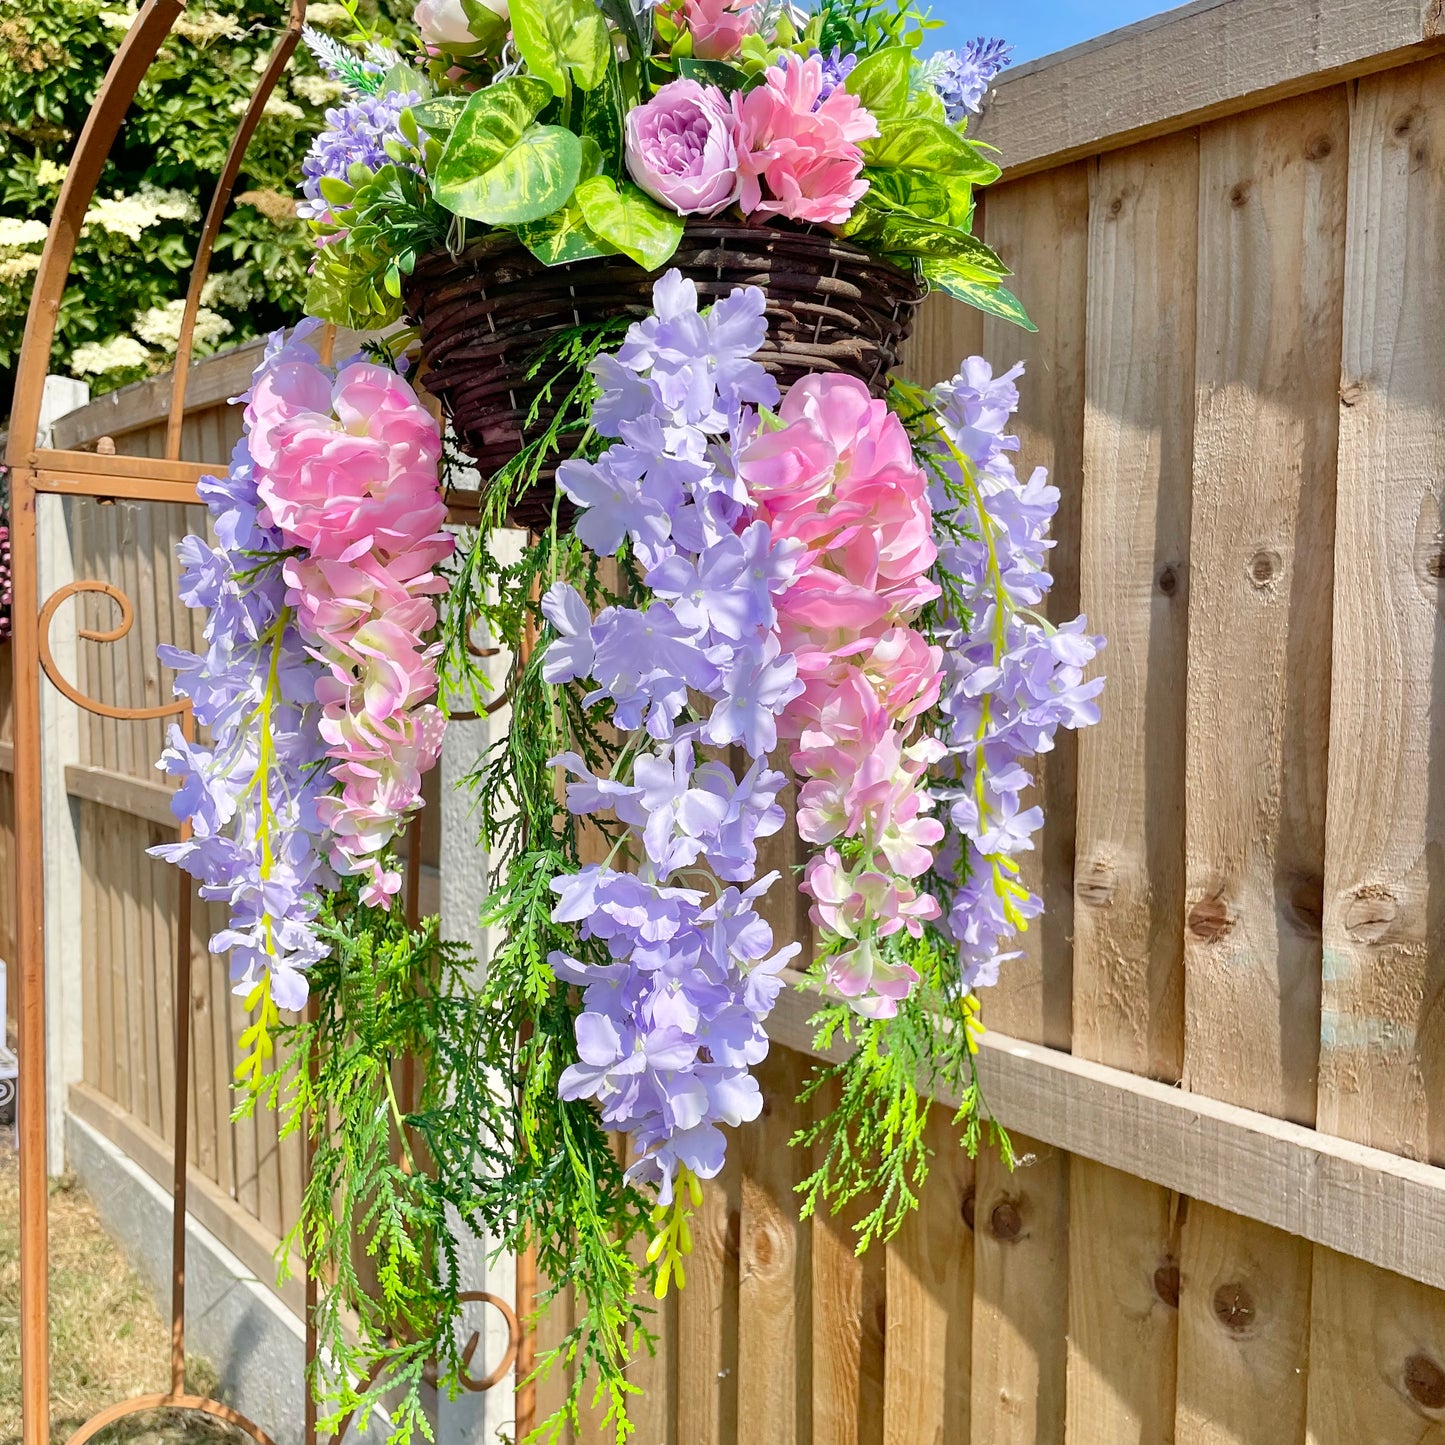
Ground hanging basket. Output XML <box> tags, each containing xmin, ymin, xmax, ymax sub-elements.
<box><xmin>404</xmin><ymin>222</ymin><xmax>927</xmax><ymax>533</ymax></box>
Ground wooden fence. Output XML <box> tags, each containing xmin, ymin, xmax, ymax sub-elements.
<box><xmin>20</xmin><ymin>0</ymin><xmax>1445</xmax><ymax>1439</ymax></box>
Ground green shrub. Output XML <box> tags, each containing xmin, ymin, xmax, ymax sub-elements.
<box><xmin>0</xmin><ymin>1</ymin><xmax>406</xmax><ymax>414</ymax></box>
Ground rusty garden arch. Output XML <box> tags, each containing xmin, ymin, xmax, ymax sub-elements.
<box><xmin>4</xmin><ymin>6</ymin><xmax>523</xmax><ymax>1443</ymax></box>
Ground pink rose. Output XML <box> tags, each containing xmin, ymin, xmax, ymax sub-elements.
<box><xmin>625</xmin><ymin>79</ymin><xmax>740</xmax><ymax>217</ymax></box>
<box><xmin>732</xmin><ymin>56</ymin><xmax>879</xmax><ymax>226</ymax></box>
<box><xmin>679</xmin><ymin>0</ymin><xmax>758</xmax><ymax>60</ymax></box>
<box><xmin>414</xmin><ymin>0</ymin><xmax>508</xmax><ymax>50</ymax></box>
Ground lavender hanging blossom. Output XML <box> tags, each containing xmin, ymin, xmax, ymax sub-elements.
<box><xmin>150</xmin><ymin>324</ymin><xmax>337</xmax><ymax>1089</ymax></box>
<box><xmin>539</xmin><ymin>274</ymin><xmax>806</xmax><ymax>1282</ymax></box>
<box><xmin>921</xmin><ymin>358</ymin><xmax>1103</xmax><ymax>990</ymax></box>
<box><xmin>926</xmin><ymin>37</ymin><xmax>1012</xmax><ymax>121</ymax></box>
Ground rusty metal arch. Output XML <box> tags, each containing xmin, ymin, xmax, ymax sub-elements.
<box><xmin>2</xmin><ymin>6</ymin><xmax>524</xmax><ymax>1444</ymax></box>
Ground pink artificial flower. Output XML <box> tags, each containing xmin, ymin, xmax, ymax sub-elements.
<box><xmin>626</xmin><ymin>79</ymin><xmax>740</xmax><ymax>217</ymax></box>
<box><xmin>825</xmin><ymin>936</ymin><xmax>920</xmax><ymax>1019</ymax></box>
<box><xmin>732</xmin><ymin>56</ymin><xmax>878</xmax><ymax>225</ymax></box>
<box><xmin>678</xmin><ymin>0</ymin><xmax>759</xmax><ymax>60</ymax></box>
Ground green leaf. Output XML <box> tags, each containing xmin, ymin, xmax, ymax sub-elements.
<box><xmin>579</xmin><ymin>58</ymin><xmax>627</xmax><ymax>176</ymax></box>
<box><xmin>411</xmin><ymin>94</ymin><xmax>470</xmax><ymax>136</ymax></box>
<box><xmin>435</xmin><ymin>76</ymin><xmax>553</xmax><ymax>180</ymax></box>
<box><xmin>676</xmin><ymin>57</ymin><xmax>749</xmax><ymax>92</ymax></box>
<box><xmin>434</xmin><ymin>79</ymin><xmax>581</xmax><ymax>223</ymax></box>
<box><xmin>381</xmin><ymin>60</ymin><xmax>431</xmax><ymax>97</ymax></box>
<box><xmin>459</xmin><ymin>0</ymin><xmax>511</xmax><ymax>52</ymax></box>
<box><xmin>510</xmin><ymin>0</ymin><xmax>612</xmax><ymax>96</ymax></box>
<box><xmin>511</xmin><ymin>198</ymin><xmax>617</xmax><ymax>265</ymax></box>
<box><xmin>844</xmin><ymin>47</ymin><xmax>911</xmax><ymax>119</ymax></box>
<box><xmin>445</xmin><ymin>124</ymin><xmax>583</xmax><ymax>224</ymax></box>
<box><xmin>574</xmin><ymin>176</ymin><xmax>683</xmax><ymax>270</ymax></box>
<box><xmin>863</xmin><ymin>166</ymin><xmax>951</xmax><ymax>221</ymax></box>
<box><xmin>922</xmin><ymin>260</ymin><xmax>1036</xmax><ymax>331</ymax></box>
<box><xmin>864</xmin><ymin>121</ymin><xmax>1002</xmax><ymax>185</ymax></box>
<box><xmin>873</xmin><ymin>213</ymin><xmax>1008</xmax><ymax>273</ymax></box>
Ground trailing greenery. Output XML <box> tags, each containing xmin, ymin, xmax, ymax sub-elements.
<box><xmin>265</xmin><ymin>887</ymin><xmax>508</xmax><ymax>1441</ymax></box>
<box><xmin>795</xmin><ymin>938</ymin><xmax>1007</xmax><ymax>1252</ymax></box>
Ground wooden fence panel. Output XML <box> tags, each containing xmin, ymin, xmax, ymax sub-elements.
<box><xmin>1308</xmin><ymin>54</ymin><xmax>1445</xmax><ymax>1445</ymax></box>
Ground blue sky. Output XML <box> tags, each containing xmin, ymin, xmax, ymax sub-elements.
<box><xmin>927</xmin><ymin>0</ymin><xmax>1175</xmax><ymax>64</ymax></box>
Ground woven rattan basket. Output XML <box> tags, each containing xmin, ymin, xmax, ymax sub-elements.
<box><xmin>405</xmin><ymin>221</ymin><xmax>926</xmax><ymax>532</ymax></box>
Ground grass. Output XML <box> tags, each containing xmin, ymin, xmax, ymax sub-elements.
<box><xmin>0</xmin><ymin>1131</ymin><xmax>244</xmax><ymax>1445</ymax></box>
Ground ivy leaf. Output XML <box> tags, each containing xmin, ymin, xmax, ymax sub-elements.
<box><xmin>411</xmin><ymin>94</ymin><xmax>469</xmax><ymax>136</ymax></box>
<box><xmin>864</xmin><ymin>120</ymin><xmax>1002</xmax><ymax>185</ymax></box>
<box><xmin>434</xmin><ymin>79</ymin><xmax>581</xmax><ymax>223</ymax></box>
<box><xmin>872</xmin><ymin>213</ymin><xmax>1008</xmax><ymax>273</ymax></box>
<box><xmin>921</xmin><ymin>260</ymin><xmax>1036</xmax><ymax>331</ymax></box>
<box><xmin>435</xmin><ymin>75</ymin><xmax>552</xmax><ymax>178</ymax></box>
<box><xmin>844</xmin><ymin>46</ymin><xmax>911</xmax><ymax>119</ymax></box>
<box><xmin>574</xmin><ymin>176</ymin><xmax>684</xmax><ymax>270</ymax></box>
<box><xmin>512</xmin><ymin>198</ymin><xmax>618</xmax><ymax>265</ymax></box>
<box><xmin>450</xmin><ymin>124</ymin><xmax>583</xmax><ymax>224</ymax></box>
<box><xmin>510</xmin><ymin>0</ymin><xmax>612</xmax><ymax>96</ymax></box>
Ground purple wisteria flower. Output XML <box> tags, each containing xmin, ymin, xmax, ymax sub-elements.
<box><xmin>150</xmin><ymin>325</ymin><xmax>336</xmax><ymax>1016</ymax></box>
<box><xmin>928</xmin><ymin>37</ymin><xmax>1012</xmax><ymax>122</ymax></box>
<box><xmin>541</xmin><ymin>271</ymin><xmax>806</xmax><ymax>1202</ymax></box>
<box><xmin>923</xmin><ymin>358</ymin><xmax>1103</xmax><ymax>989</ymax></box>
<box><xmin>298</xmin><ymin>88</ymin><xmax>421</xmax><ymax>225</ymax></box>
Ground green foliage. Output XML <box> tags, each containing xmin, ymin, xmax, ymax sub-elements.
<box><xmin>0</xmin><ymin>1</ymin><xmax>408</xmax><ymax>410</ymax></box>
<box><xmin>433</xmin><ymin>76</ymin><xmax>582</xmax><ymax>225</ymax></box>
<box><xmin>271</xmin><ymin>890</ymin><xmax>510</xmax><ymax>1441</ymax></box>
<box><xmin>510</xmin><ymin>0</ymin><xmax>611</xmax><ymax>98</ymax></box>
<box><xmin>574</xmin><ymin>175</ymin><xmax>683</xmax><ymax>270</ymax></box>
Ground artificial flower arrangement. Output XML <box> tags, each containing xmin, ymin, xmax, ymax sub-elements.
<box><xmin>300</xmin><ymin>0</ymin><xmax>1026</xmax><ymax>333</ymax></box>
<box><xmin>150</xmin><ymin>1</ymin><xmax>1103</xmax><ymax>1440</ymax></box>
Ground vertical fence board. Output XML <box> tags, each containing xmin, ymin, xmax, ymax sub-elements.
<box><xmin>882</xmin><ymin>1104</ymin><xmax>973</xmax><ymax>1445</ymax></box>
<box><xmin>1075</xmin><ymin>131</ymin><xmax>1197</xmax><ymax>1084</ymax></box>
<box><xmin>810</xmin><ymin>1083</ymin><xmax>885</xmax><ymax>1445</ymax></box>
<box><xmin>676</xmin><ymin>1139</ymin><xmax>740</xmax><ymax>1443</ymax></box>
<box><xmin>977</xmin><ymin>164</ymin><xmax>1090</xmax><ymax>1051</ymax></box>
<box><xmin>971</xmin><ymin>1137</ymin><xmax>1069</xmax><ymax>1445</ymax></box>
<box><xmin>738</xmin><ymin>1046</ymin><xmax>811</xmax><ymax>1445</ymax></box>
<box><xmin>1182</xmin><ymin>87</ymin><xmax>1347</xmax><ymax>1125</ymax></box>
<box><xmin>1305</xmin><ymin>1249</ymin><xmax>1445</xmax><ymax>1443</ymax></box>
<box><xmin>1307</xmin><ymin>55</ymin><xmax>1445</xmax><ymax>1445</ymax></box>
<box><xmin>1067</xmin><ymin>1160</ymin><xmax>1180</xmax><ymax>1444</ymax></box>
<box><xmin>1175</xmin><ymin>88</ymin><xmax>1349</xmax><ymax>1445</ymax></box>
<box><xmin>1318</xmin><ymin>56</ymin><xmax>1445</xmax><ymax>1171</ymax></box>
<box><xmin>1175</xmin><ymin>1203</ymin><xmax>1312</xmax><ymax>1445</ymax></box>
<box><xmin>1069</xmin><ymin>129</ymin><xmax>1199</xmax><ymax>1445</ymax></box>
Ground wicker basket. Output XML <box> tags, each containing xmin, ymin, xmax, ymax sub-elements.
<box><xmin>404</xmin><ymin>222</ymin><xmax>926</xmax><ymax>533</ymax></box>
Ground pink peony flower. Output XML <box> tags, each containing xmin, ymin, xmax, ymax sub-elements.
<box><xmin>732</xmin><ymin>56</ymin><xmax>878</xmax><ymax>225</ymax></box>
<box><xmin>257</xmin><ymin>362</ymin><xmax>447</xmax><ymax>563</ymax></box>
<box><xmin>626</xmin><ymin>79</ymin><xmax>740</xmax><ymax>217</ymax></box>
<box><xmin>678</xmin><ymin>0</ymin><xmax>758</xmax><ymax>60</ymax></box>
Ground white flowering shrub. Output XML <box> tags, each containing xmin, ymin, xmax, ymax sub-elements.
<box><xmin>0</xmin><ymin>0</ymin><xmax>413</xmax><ymax>411</ymax></box>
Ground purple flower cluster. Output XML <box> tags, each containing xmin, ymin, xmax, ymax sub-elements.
<box><xmin>924</xmin><ymin>359</ymin><xmax>1103</xmax><ymax>989</ymax></box>
<box><xmin>928</xmin><ymin>37</ymin><xmax>1012</xmax><ymax>121</ymax></box>
<box><xmin>542</xmin><ymin>271</ymin><xmax>805</xmax><ymax>1201</ymax></box>
<box><xmin>150</xmin><ymin>325</ymin><xmax>336</xmax><ymax>1016</ymax></box>
<box><xmin>298</xmin><ymin>88</ymin><xmax>420</xmax><ymax>225</ymax></box>
<box><xmin>777</xmin><ymin>46</ymin><xmax>858</xmax><ymax>106</ymax></box>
